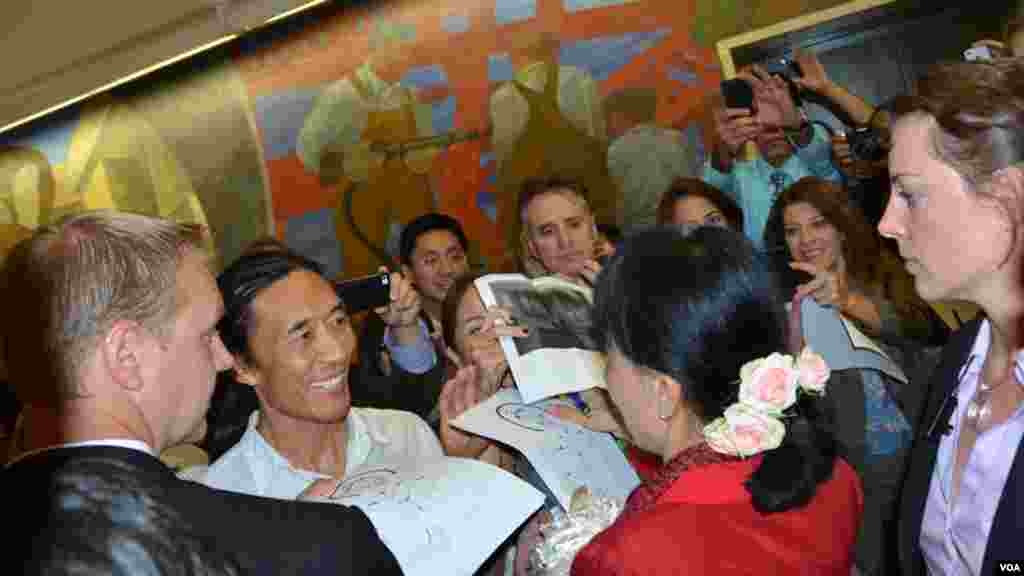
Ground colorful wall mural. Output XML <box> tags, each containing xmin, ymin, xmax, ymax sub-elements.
<box><xmin>0</xmin><ymin>0</ymin><xmax>852</xmax><ymax>280</ymax></box>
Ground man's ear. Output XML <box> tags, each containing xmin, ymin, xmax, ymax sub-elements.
<box><xmin>400</xmin><ymin>262</ymin><xmax>415</xmax><ymax>281</ymax></box>
<box><xmin>101</xmin><ymin>320</ymin><xmax>147</xmax><ymax>392</ymax></box>
<box><xmin>522</xmin><ymin>228</ymin><xmax>539</xmax><ymax>261</ymax></box>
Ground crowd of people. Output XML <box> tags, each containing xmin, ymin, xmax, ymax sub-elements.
<box><xmin>4</xmin><ymin>20</ymin><xmax>1024</xmax><ymax>576</ymax></box>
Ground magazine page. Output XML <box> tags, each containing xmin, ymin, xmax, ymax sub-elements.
<box><xmin>474</xmin><ymin>273</ymin><xmax>606</xmax><ymax>404</ymax></box>
<box><xmin>451</xmin><ymin>388</ymin><xmax>641</xmax><ymax>512</ymax></box>
<box><xmin>314</xmin><ymin>457</ymin><xmax>545</xmax><ymax>576</ymax></box>
<box><xmin>800</xmin><ymin>297</ymin><xmax>908</xmax><ymax>383</ymax></box>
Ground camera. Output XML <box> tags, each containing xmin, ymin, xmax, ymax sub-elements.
<box><xmin>847</xmin><ymin>125</ymin><xmax>886</xmax><ymax>162</ymax></box>
<box><xmin>721</xmin><ymin>78</ymin><xmax>755</xmax><ymax>110</ymax></box>
<box><xmin>335</xmin><ymin>272</ymin><xmax>391</xmax><ymax>313</ymax></box>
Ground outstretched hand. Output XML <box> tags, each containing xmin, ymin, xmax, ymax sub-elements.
<box><xmin>791</xmin><ymin>257</ymin><xmax>849</xmax><ymax>310</ymax></box>
<box><xmin>376</xmin><ymin>267</ymin><xmax>422</xmax><ymax>329</ymax></box>
<box><xmin>739</xmin><ymin>65</ymin><xmax>801</xmax><ymax>130</ymax></box>
<box><xmin>792</xmin><ymin>50</ymin><xmax>832</xmax><ymax>95</ymax></box>
<box><xmin>439</xmin><ymin>364</ymin><xmax>493</xmax><ymax>459</ymax></box>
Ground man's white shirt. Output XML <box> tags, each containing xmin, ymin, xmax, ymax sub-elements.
<box><xmin>187</xmin><ymin>407</ymin><xmax>442</xmax><ymax>499</ymax></box>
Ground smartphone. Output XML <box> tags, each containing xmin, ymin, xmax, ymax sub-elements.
<box><xmin>721</xmin><ymin>78</ymin><xmax>755</xmax><ymax>111</ymax></box>
<box><xmin>964</xmin><ymin>46</ymin><xmax>993</xmax><ymax>61</ymax></box>
<box><xmin>335</xmin><ymin>272</ymin><xmax>391</xmax><ymax>313</ymax></box>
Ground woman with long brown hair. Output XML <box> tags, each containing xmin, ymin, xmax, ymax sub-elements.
<box><xmin>765</xmin><ymin>176</ymin><xmax>945</xmax><ymax>346</ymax></box>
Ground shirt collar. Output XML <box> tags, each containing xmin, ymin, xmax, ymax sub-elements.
<box><xmin>958</xmin><ymin>319</ymin><xmax>1024</xmax><ymax>387</ymax></box>
<box><xmin>247</xmin><ymin>408</ymin><xmax>388</xmax><ymax>477</ymax></box>
<box><xmin>4</xmin><ymin>438</ymin><xmax>154</xmax><ymax>468</ymax></box>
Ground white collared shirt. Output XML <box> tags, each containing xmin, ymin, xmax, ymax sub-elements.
<box><xmin>189</xmin><ymin>407</ymin><xmax>442</xmax><ymax>499</ymax></box>
<box><xmin>920</xmin><ymin>320</ymin><xmax>1024</xmax><ymax>575</ymax></box>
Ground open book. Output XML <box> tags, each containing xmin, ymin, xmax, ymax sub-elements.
<box><xmin>314</xmin><ymin>457</ymin><xmax>545</xmax><ymax>576</ymax></box>
<box><xmin>474</xmin><ymin>273</ymin><xmax>606</xmax><ymax>404</ymax></box>
<box><xmin>451</xmin><ymin>388</ymin><xmax>641</xmax><ymax>512</ymax></box>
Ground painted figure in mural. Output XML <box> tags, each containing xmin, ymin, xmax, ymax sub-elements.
<box><xmin>604</xmin><ymin>88</ymin><xmax>701</xmax><ymax>231</ymax></box>
<box><xmin>0</xmin><ymin>145</ymin><xmax>54</xmax><ymax>265</ymax></box>
<box><xmin>297</xmin><ymin>63</ymin><xmax>437</xmax><ymax>278</ymax></box>
<box><xmin>489</xmin><ymin>37</ymin><xmax>619</xmax><ymax>271</ymax></box>
<box><xmin>0</xmin><ymin>64</ymin><xmax>270</xmax><ymax>270</ymax></box>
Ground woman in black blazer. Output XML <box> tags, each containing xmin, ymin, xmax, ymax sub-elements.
<box><xmin>877</xmin><ymin>58</ymin><xmax>1024</xmax><ymax>575</ymax></box>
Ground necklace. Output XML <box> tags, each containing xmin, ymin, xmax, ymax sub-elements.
<box><xmin>964</xmin><ymin>376</ymin><xmax>1011</xmax><ymax>431</ymax></box>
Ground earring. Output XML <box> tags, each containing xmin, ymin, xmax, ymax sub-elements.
<box><xmin>657</xmin><ymin>403</ymin><xmax>672</xmax><ymax>421</ymax></box>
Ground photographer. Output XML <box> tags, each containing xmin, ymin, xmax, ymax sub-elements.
<box><xmin>792</xmin><ymin>50</ymin><xmax>892</xmax><ymax>227</ymax></box>
<box><xmin>703</xmin><ymin>64</ymin><xmax>842</xmax><ymax>248</ymax></box>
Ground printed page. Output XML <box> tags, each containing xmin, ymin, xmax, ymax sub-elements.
<box><xmin>320</xmin><ymin>457</ymin><xmax>545</xmax><ymax>576</ymax></box>
<box><xmin>474</xmin><ymin>274</ymin><xmax>606</xmax><ymax>403</ymax></box>
<box><xmin>451</xmin><ymin>388</ymin><xmax>641</xmax><ymax>511</ymax></box>
<box><xmin>800</xmin><ymin>298</ymin><xmax>907</xmax><ymax>383</ymax></box>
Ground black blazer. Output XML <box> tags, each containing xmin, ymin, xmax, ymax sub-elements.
<box><xmin>897</xmin><ymin>318</ymin><xmax>1024</xmax><ymax>574</ymax></box>
<box><xmin>5</xmin><ymin>445</ymin><xmax>403</xmax><ymax>576</ymax></box>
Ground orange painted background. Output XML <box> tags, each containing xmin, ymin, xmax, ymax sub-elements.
<box><xmin>0</xmin><ymin>0</ymin><xmax>850</xmax><ymax>278</ymax></box>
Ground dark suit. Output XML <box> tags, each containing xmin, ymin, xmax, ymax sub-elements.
<box><xmin>5</xmin><ymin>445</ymin><xmax>403</xmax><ymax>576</ymax></box>
<box><xmin>897</xmin><ymin>318</ymin><xmax>1024</xmax><ymax>575</ymax></box>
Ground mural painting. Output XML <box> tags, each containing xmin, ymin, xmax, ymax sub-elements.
<box><xmin>0</xmin><ymin>0</ymin><xmax>852</xmax><ymax>280</ymax></box>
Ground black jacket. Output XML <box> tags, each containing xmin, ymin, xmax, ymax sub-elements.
<box><xmin>5</xmin><ymin>445</ymin><xmax>403</xmax><ymax>576</ymax></box>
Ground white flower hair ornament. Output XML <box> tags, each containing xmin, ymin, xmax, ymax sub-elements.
<box><xmin>703</xmin><ymin>347</ymin><xmax>830</xmax><ymax>457</ymax></box>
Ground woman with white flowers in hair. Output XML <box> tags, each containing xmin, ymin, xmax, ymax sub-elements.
<box><xmin>529</xmin><ymin>226</ymin><xmax>862</xmax><ymax>575</ymax></box>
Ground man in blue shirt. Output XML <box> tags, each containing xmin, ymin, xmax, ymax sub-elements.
<box><xmin>703</xmin><ymin>65</ymin><xmax>841</xmax><ymax>249</ymax></box>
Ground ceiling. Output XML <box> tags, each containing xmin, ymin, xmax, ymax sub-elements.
<box><xmin>0</xmin><ymin>0</ymin><xmax>325</xmax><ymax>135</ymax></box>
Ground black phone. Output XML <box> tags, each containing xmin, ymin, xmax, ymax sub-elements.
<box><xmin>335</xmin><ymin>272</ymin><xmax>391</xmax><ymax>313</ymax></box>
<box><xmin>721</xmin><ymin>78</ymin><xmax>754</xmax><ymax>111</ymax></box>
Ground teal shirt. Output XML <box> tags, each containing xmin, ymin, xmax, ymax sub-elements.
<box><xmin>701</xmin><ymin>124</ymin><xmax>841</xmax><ymax>248</ymax></box>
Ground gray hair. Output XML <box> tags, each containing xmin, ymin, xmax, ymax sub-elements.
<box><xmin>1</xmin><ymin>211</ymin><xmax>205</xmax><ymax>403</ymax></box>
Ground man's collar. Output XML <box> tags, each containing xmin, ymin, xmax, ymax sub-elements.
<box><xmin>4</xmin><ymin>438</ymin><xmax>154</xmax><ymax>468</ymax></box>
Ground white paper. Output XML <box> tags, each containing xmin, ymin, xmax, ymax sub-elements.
<box><xmin>800</xmin><ymin>297</ymin><xmax>908</xmax><ymax>383</ymax></box>
<box><xmin>451</xmin><ymin>388</ymin><xmax>641</xmax><ymax>511</ymax></box>
<box><xmin>474</xmin><ymin>274</ymin><xmax>606</xmax><ymax>403</ymax></box>
<box><xmin>319</xmin><ymin>457</ymin><xmax>545</xmax><ymax>576</ymax></box>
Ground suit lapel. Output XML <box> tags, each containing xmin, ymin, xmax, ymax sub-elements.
<box><xmin>898</xmin><ymin>318</ymin><xmax>983</xmax><ymax>576</ymax></box>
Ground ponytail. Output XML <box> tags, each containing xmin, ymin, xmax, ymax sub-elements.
<box><xmin>746</xmin><ymin>394</ymin><xmax>837</xmax><ymax>514</ymax></box>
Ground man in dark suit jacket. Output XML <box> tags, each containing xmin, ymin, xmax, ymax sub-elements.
<box><xmin>1</xmin><ymin>211</ymin><xmax>401</xmax><ymax>576</ymax></box>
<box><xmin>896</xmin><ymin>318</ymin><xmax>1024</xmax><ymax>575</ymax></box>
